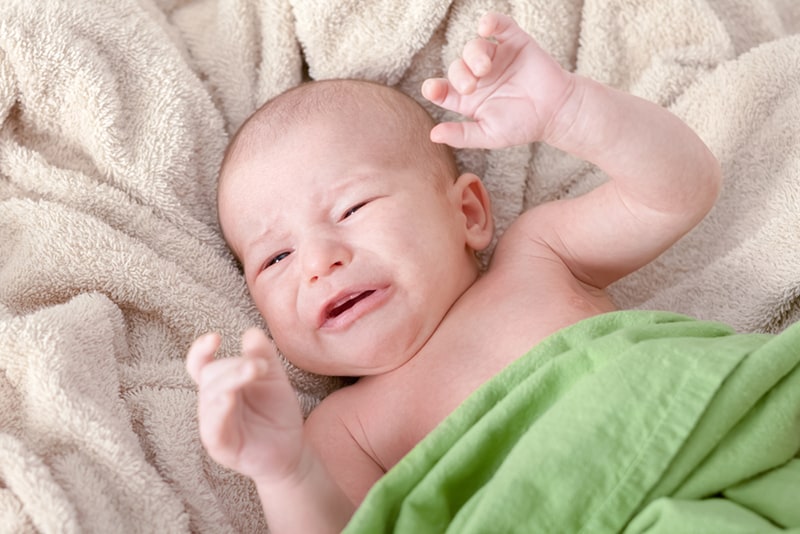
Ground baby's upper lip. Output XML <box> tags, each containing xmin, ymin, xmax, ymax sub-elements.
<box><xmin>317</xmin><ymin>286</ymin><xmax>379</xmax><ymax>328</ymax></box>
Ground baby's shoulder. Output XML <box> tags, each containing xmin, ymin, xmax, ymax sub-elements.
<box><xmin>307</xmin><ymin>380</ymin><xmax>361</xmax><ymax>422</ymax></box>
<box><xmin>304</xmin><ymin>382</ymin><xmax>392</xmax><ymax>502</ymax></box>
<box><xmin>484</xmin><ymin>206</ymin><xmax>567</xmax><ymax>279</ymax></box>
<box><xmin>492</xmin><ymin>205</ymin><xmax>554</xmax><ymax>253</ymax></box>
<box><xmin>305</xmin><ymin>378</ymin><xmax>384</xmax><ymax>436</ymax></box>
<box><xmin>304</xmin><ymin>383</ymin><xmax>374</xmax><ymax>458</ymax></box>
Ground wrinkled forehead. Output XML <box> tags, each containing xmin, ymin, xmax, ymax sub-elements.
<box><xmin>219</xmin><ymin>111</ymin><xmax>404</xmax><ymax>200</ymax></box>
<box><xmin>227</xmin><ymin>81</ymin><xmax>436</xmax><ymax>164</ymax></box>
<box><xmin>216</xmin><ymin>110</ymin><xmax>406</xmax><ymax>247</ymax></box>
<box><xmin>216</xmin><ymin>81</ymin><xmax>458</xmax><ymax>244</ymax></box>
<box><xmin>220</xmin><ymin>90</ymin><xmax>436</xmax><ymax>195</ymax></box>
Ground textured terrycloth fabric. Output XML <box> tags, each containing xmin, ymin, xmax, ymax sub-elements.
<box><xmin>1</xmin><ymin>0</ymin><xmax>799</xmax><ymax>531</ymax></box>
<box><xmin>346</xmin><ymin>311</ymin><xmax>800</xmax><ymax>533</ymax></box>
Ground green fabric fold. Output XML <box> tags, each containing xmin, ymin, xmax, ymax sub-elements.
<box><xmin>345</xmin><ymin>311</ymin><xmax>800</xmax><ymax>533</ymax></box>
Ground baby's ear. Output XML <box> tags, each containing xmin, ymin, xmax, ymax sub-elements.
<box><xmin>455</xmin><ymin>173</ymin><xmax>493</xmax><ymax>251</ymax></box>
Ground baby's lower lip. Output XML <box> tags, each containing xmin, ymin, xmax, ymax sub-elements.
<box><xmin>320</xmin><ymin>287</ymin><xmax>390</xmax><ymax>330</ymax></box>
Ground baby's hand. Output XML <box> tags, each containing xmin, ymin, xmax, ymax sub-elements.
<box><xmin>186</xmin><ymin>328</ymin><xmax>305</xmax><ymax>486</ymax></box>
<box><xmin>422</xmin><ymin>12</ymin><xmax>574</xmax><ymax>149</ymax></box>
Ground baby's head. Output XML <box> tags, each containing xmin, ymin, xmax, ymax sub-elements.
<box><xmin>218</xmin><ymin>79</ymin><xmax>494</xmax><ymax>376</ymax></box>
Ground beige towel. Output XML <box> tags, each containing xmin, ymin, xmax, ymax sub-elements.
<box><xmin>1</xmin><ymin>0</ymin><xmax>798</xmax><ymax>531</ymax></box>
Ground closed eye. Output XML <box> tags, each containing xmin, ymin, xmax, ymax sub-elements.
<box><xmin>341</xmin><ymin>201</ymin><xmax>367</xmax><ymax>221</ymax></box>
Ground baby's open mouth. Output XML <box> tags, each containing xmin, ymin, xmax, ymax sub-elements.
<box><xmin>327</xmin><ymin>290</ymin><xmax>376</xmax><ymax>319</ymax></box>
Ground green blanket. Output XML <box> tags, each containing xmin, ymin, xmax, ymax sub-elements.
<box><xmin>345</xmin><ymin>311</ymin><xmax>800</xmax><ymax>533</ymax></box>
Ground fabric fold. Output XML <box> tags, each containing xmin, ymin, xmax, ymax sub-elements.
<box><xmin>345</xmin><ymin>311</ymin><xmax>800</xmax><ymax>533</ymax></box>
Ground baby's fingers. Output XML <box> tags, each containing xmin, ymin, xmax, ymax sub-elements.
<box><xmin>241</xmin><ymin>327</ymin><xmax>275</xmax><ymax>362</ymax></box>
<box><xmin>421</xmin><ymin>77</ymin><xmax>448</xmax><ymax>105</ymax></box>
<box><xmin>195</xmin><ymin>358</ymin><xmax>265</xmax><ymax>454</ymax></box>
<box><xmin>430</xmin><ymin>121</ymin><xmax>492</xmax><ymax>149</ymax></box>
<box><xmin>186</xmin><ymin>333</ymin><xmax>221</xmax><ymax>384</ymax></box>
<box><xmin>445</xmin><ymin>36</ymin><xmax>495</xmax><ymax>95</ymax></box>
<box><xmin>478</xmin><ymin>12</ymin><xmax>520</xmax><ymax>42</ymax></box>
<box><xmin>197</xmin><ymin>356</ymin><xmax>266</xmax><ymax>402</ymax></box>
<box><xmin>448</xmin><ymin>57</ymin><xmax>479</xmax><ymax>95</ymax></box>
<box><xmin>462</xmin><ymin>37</ymin><xmax>495</xmax><ymax>79</ymax></box>
<box><xmin>421</xmin><ymin>77</ymin><xmax>468</xmax><ymax>120</ymax></box>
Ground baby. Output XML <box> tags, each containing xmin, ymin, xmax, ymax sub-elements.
<box><xmin>186</xmin><ymin>12</ymin><xmax>721</xmax><ymax>533</ymax></box>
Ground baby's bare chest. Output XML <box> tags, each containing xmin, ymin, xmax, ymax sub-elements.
<box><xmin>355</xmin><ymin>271</ymin><xmax>616</xmax><ymax>471</ymax></box>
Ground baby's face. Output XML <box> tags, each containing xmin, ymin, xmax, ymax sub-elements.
<box><xmin>219</xmin><ymin>115</ymin><xmax>480</xmax><ymax>376</ymax></box>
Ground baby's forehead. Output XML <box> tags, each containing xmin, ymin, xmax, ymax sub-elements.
<box><xmin>219</xmin><ymin>80</ymin><xmax>454</xmax><ymax>195</ymax></box>
<box><xmin>258</xmin><ymin>81</ymin><xmax>431</xmax><ymax>137</ymax></box>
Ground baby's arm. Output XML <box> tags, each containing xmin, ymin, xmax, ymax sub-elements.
<box><xmin>423</xmin><ymin>12</ymin><xmax>721</xmax><ymax>288</ymax></box>
<box><xmin>186</xmin><ymin>329</ymin><xmax>355</xmax><ymax>533</ymax></box>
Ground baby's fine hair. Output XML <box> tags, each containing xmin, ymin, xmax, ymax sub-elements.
<box><xmin>218</xmin><ymin>79</ymin><xmax>459</xmax><ymax>189</ymax></box>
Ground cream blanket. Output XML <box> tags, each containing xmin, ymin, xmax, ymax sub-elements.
<box><xmin>1</xmin><ymin>0</ymin><xmax>798</xmax><ymax>531</ymax></box>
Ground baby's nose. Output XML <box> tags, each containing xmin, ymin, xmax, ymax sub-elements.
<box><xmin>302</xmin><ymin>239</ymin><xmax>351</xmax><ymax>283</ymax></box>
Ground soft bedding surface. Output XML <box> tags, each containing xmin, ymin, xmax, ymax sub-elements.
<box><xmin>345</xmin><ymin>311</ymin><xmax>800</xmax><ymax>533</ymax></box>
<box><xmin>1</xmin><ymin>0</ymin><xmax>799</xmax><ymax>531</ymax></box>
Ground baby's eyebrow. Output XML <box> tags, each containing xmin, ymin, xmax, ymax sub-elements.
<box><xmin>242</xmin><ymin>224</ymin><xmax>282</xmax><ymax>258</ymax></box>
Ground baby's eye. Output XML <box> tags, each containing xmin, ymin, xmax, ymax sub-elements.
<box><xmin>341</xmin><ymin>202</ymin><xmax>367</xmax><ymax>220</ymax></box>
<box><xmin>264</xmin><ymin>251</ymin><xmax>291</xmax><ymax>270</ymax></box>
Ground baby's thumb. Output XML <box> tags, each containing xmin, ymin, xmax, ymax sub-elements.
<box><xmin>431</xmin><ymin>121</ymin><xmax>486</xmax><ymax>149</ymax></box>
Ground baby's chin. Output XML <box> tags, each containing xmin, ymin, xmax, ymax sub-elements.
<box><xmin>285</xmin><ymin>346</ymin><xmax>414</xmax><ymax>379</ymax></box>
<box><xmin>274</xmin><ymin>305</ymin><xmax>439</xmax><ymax>377</ymax></box>
<box><xmin>275</xmin><ymin>346</ymin><xmax>354</xmax><ymax>377</ymax></box>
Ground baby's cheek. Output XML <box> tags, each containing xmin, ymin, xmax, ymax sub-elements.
<box><xmin>256</xmin><ymin>296</ymin><xmax>291</xmax><ymax>338</ymax></box>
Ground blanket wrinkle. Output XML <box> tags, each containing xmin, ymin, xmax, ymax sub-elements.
<box><xmin>0</xmin><ymin>294</ymin><xmax>189</xmax><ymax>533</ymax></box>
<box><xmin>709</xmin><ymin>0</ymin><xmax>795</xmax><ymax>55</ymax></box>
<box><xmin>1</xmin><ymin>0</ymin><xmax>799</xmax><ymax>531</ymax></box>
<box><xmin>291</xmin><ymin>0</ymin><xmax>453</xmax><ymax>85</ymax></box>
<box><xmin>578</xmin><ymin>0</ymin><xmax>734</xmax><ymax>92</ymax></box>
<box><xmin>171</xmin><ymin>0</ymin><xmax>304</xmax><ymax>134</ymax></box>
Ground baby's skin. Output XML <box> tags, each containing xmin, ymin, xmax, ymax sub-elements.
<box><xmin>187</xmin><ymin>12</ymin><xmax>721</xmax><ymax>533</ymax></box>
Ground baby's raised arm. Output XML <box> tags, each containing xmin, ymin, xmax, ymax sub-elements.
<box><xmin>186</xmin><ymin>329</ymin><xmax>354</xmax><ymax>533</ymax></box>
<box><xmin>423</xmin><ymin>12</ymin><xmax>721</xmax><ymax>288</ymax></box>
